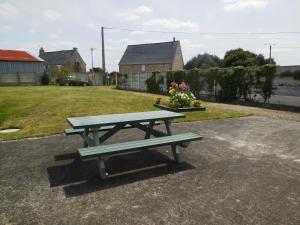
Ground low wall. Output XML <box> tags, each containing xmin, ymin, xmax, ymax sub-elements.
<box><xmin>0</xmin><ymin>73</ymin><xmax>41</xmax><ymax>85</ymax></box>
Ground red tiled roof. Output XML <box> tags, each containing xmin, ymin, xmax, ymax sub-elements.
<box><xmin>0</xmin><ymin>50</ymin><xmax>42</xmax><ymax>62</ymax></box>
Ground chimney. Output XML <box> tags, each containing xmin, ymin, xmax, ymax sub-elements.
<box><xmin>73</xmin><ymin>47</ymin><xmax>78</xmax><ymax>51</ymax></box>
<box><xmin>39</xmin><ymin>47</ymin><xmax>44</xmax><ymax>56</ymax></box>
<box><xmin>173</xmin><ymin>37</ymin><xmax>175</xmax><ymax>42</ymax></box>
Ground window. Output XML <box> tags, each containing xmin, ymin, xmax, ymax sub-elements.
<box><xmin>141</xmin><ymin>65</ymin><xmax>145</xmax><ymax>72</ymax></box>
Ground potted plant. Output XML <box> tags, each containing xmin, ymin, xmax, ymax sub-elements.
<box><xmin>154</xmin><ymin>81</ymin><xmax>206</xmax><ymax>112</ymax></box>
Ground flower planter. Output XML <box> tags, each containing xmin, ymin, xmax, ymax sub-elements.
<box><xmin>154</xmin><ymin>103</ymin><xmax>206</xmax><ymax>112</ymax></box>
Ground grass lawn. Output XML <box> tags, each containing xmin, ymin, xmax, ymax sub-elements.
<box><xmin>0</xmin><ymin>86</ymin><xmax>251</xmax><ymax>141</ymax></box>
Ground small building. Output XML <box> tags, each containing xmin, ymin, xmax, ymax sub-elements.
<box><xmin>39</xmin><ymin>47</ymin><xmax>86</xmax><ymax>72</ymax></box>
<box><xmin>0</xmin><ymin>50</ymin><xmax>45</xmax><ymax>85</ymax></box>
<box><xmin>119</xmin><ymin>40</ymin><xmax>184</xmax><ymax>74</ymax></box>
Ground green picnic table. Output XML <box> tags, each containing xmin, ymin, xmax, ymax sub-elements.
<box><xmin>66</xmin><ymin>110</ymin><xmax>202</xmax><ymax>179</ymax></box>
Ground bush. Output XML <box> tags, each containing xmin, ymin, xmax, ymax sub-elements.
<box><xmin>165</xmin><ymin>65</ymin><xmax>277</xmax><ymax>103</ymax></box>
<box><xmin>41</xmin><ymin>71</ymin><xmax>49</xmax><ymax>85</ymax></box>
<box><xmin>255</xmin><ymin>64</ymin><xmax>277</xmax><ymax>103</ymax></box>
<box><xmin>146</xmin><ymin>72</ymin><xmax>163</xmax><ymax>94</ymax></box>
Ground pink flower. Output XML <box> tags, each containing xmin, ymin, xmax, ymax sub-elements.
<box><xmin>179</xmin><ymin>82</ymin><xmax>188</xmax><ymax>91</ymax></box>
<box><xmin>171</xmin><ymin>81</ymin><xmax>178</xmax><ymax>89</ymax></box>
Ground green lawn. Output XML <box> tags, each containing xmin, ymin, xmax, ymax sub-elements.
<box><xmin>0</xmin><ymin>86</ymin><xmax>250</xmax><ymax>141</ymax></box>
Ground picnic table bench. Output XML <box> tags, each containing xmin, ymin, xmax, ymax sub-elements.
<box><xmin>66</xmin><ymin>110</ymin><xmax>202</xmax><ymax>179</ymax></box>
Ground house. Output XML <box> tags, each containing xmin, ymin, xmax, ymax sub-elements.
<box><xmin>119</xmin><ymin>39</ymin><xmax>184</xmax><ymax>74</ymax></box>
<box><xmin>0</xmin><ymin>49</ymin><xmax>45</xmax><ymax>85</ymax></box>
<box><xmin>39</xmin><ymin>47</ymin><xmax>86</xmax><ymax>72</ymax></box>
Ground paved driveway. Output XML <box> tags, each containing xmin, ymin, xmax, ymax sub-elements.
<box><xmin>0</xmin><ymin>116</ymin><xmax>299</xmax><ymax>225</ymax></box>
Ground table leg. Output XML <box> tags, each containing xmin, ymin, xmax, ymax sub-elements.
<box><xmin>97</xmin><ymin>157</ymin><xmax>107</xmax><ymax>179</ymax></box>
<box><xmin>144</xmin><ymin>120</ymin><xmax>155</xmax><ymax>139</ymax></box>
<box><xmin>82</xmin><ymin>128</ymin><xmax>89</xmax><ymax>147</ymax></box>
<box><xmin>164</xmin><ymin>120</ymin><xmax>181</xmax><ymax>163</ymax></box>
<box><xmin>91</xmin><ymin>128</ymin><xmax>100</xmax><ymax>146</ymax></box>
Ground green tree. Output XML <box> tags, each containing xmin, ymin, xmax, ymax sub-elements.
<box><xmin>184</xmin><ymin>53</ymin><xmax>221</xmax><ymax>70</ymax></box>
<box><xmin>223</xmin><ymin>48</ymin><xmax>275</xmax><ymax>67</ymax></box>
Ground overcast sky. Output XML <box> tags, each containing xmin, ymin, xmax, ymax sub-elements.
<box><xmin>1</xmin><ymin>0</ymin><xmax>300</xmax><ymax>71</ymax></box>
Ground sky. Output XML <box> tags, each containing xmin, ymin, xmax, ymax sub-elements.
<box><xmin>1</xmin><ymin>0</ymin><xmax>300</xmax><ymax>72</ymax></box>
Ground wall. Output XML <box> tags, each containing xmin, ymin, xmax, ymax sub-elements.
<box><xmin>119</xmin><ymin>63</ymin><xmax>172</xmax><ymax>74</ymax></box>
<box><xmin>171</xmin><ymin>43</ymin><xmax>184</xmax><ymax>71</ymax></box>
<box><xmin>118</xmin><ymin>72</ymin><xmax>167</xmax><ymax>92</ymax></box>
<box><xmin>64</xmin><ymin>50</ymin><xmax>86</xmax><ymax>72</ymax></box>
<box><xmin>0</xmin><ymin>73</ymin><xmax>41</xmax><ymax>85</ymax></box>
<box><xmin>68</xmin><ymin>72</ymin><xmax>106</xmax><ymax>86</ymax></box>
<box><xmin>277</xmin><ymin>65</ymin><xmax>300</xmax><ymax>73</ymax></box>
<box><xmin>0</xmin><ymin>61</ymin><xmax>44</xmax><ymax>74</ymax></box>
<box><xmin>0</xmin><ymin>61</ymin><xmax>44</xmax><ymax>85</ymax></box>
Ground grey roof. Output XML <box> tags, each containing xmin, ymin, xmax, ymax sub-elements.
<box><xmin>40</xmin><ymin>50</ymin><xmax>74</xmax><ymax>65</ymax></box>
<box><xmin>119</xmin><ymin>41</ymin><xmax>180</xmax><ymax>65</ymax></box>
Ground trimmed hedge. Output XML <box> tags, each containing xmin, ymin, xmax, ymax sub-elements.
<box><xmin>165</xmin><ymin>65</ymin><xmax>277</xmax><ymax>103</ymax></box>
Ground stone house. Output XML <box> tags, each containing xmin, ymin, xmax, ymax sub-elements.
<box><xmin>39</xmin><ymin>47</ymin><xmax>86</xmax><ymax>72</ymax></box>
<box><xmin>119</xmin><ymin>39</ymin><xmax>184</xmax><ymax>74</ymax></box>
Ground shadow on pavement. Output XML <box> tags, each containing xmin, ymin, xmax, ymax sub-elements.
<box><xmin>47</xmin><ymin>150</ymin><xmax>195</xmax><ymax>198</ymax></box>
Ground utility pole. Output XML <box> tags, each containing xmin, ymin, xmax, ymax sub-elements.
<box><xmin>90</xmin><ymin>48</ymin><xmax>95</xmax><ymax>70</ymax></box>
<box><xmin>90</xmin><ymin>48</ymin><xmax>95</xmax><ymax>82</ymax></box>
<box><xmin>265</xmin><ymin>43</ymin><xmax>275</xmax><ymax>64</ymax></box>
<box><xmin>101</xmin><ymin>26</ymin><xmax>107</xmax><ymax>84</ymax></box>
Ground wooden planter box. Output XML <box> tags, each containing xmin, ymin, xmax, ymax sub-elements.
<box><xmin>154</xmin><ymin>104</ymin><xmax>206</xmax><ymax>112</ymax></box>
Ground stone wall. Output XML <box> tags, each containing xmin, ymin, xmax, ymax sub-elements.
<box><xmin>172</xmin><ymin>43</ymin><xmax>184</xmax><ymax>71</ymax></box>
<box><xmin>64</xmin><ymin>50</ymin><xmax>86</xmax><ymax>72</ymax></box>
<box><xmin>119</xmin><ymin>64</ymin><xmax>172</xmax><ymax>74</ymax></box>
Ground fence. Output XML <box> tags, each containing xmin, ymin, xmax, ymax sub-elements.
<box><xmin>118</xmin><ymin>72</ymin><xmax>167</xmax><ymax>92</ymax></box>
<box><xmin>117</xmin><ymin>72</ymin><xmax>300</xmax><ymax>108</ymax></box>
<box><xmin>49</xmin><ymin>72</ymin><xmax>106</xmax><ymax>86</ymax></box>
<box><xmin>0</xmin><ymin>72</ymin><xmax>42</xmax><ymax>85</ymax></box>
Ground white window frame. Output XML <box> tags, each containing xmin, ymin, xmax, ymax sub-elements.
<box><xmin>141</xmin><ymin>64</ymin><xmax>146</xmax><ymax>72</ymax></box>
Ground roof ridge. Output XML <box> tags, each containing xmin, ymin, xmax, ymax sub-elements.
<box><xmin>44</xmin><ymin>49</ymin><xmax>73</xmax><ymax>54</ymax></box>
<box><xmin>127</xmin><ymin>41</ymin><xmax>179</xmax><ymax>47</ymax></box>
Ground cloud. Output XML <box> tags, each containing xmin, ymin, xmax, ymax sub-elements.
<box><xmin>86</xmin><ymin>23</ymin><xmax>98</xmax><ymax>31</ymax></box>
<box><xmin>0</xmin><ymin>25</ymin><xmax>13</xmax><ymax>32</ymax></box>
<box><xmin>115</xmin><ymin>5</ymin><xmax>153</xmax><ymax>21</ymax></box>
<box><xmin>43</xmin><ymin>10</ymin><xmax>64</xmax><ymax>21</ymax></box>
<box><xmin>0</xmin><ymin>3</ymin><xmax>18</xmax><ymax>19</ymax></box>
<box><xmin>222</xmin><ymin>0</ymin><xmax>269</xmax><ymax>11</ymax></box>
<box><xmin>143</xmin><ymin>18</ymin><xmax>200</xmax><ymax>32</ymax></box>
<box><xmin>49</xmin><ymin>34</ymin><xmax>59</xmax><ymax>39</ymax></box>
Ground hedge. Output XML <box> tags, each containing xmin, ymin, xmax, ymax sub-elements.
<box><xmin>146</xmin><ymin>65</ymin><xmax>277</xmax><ymax>103</ymax></box>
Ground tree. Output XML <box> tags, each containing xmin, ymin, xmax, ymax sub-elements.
<box><xmin>222</xmin><ymin>48</ymin><xmax>275</xmax><ymax>67</ymax></box>
<box><xmin>184</xmin><ymin>53</ymin><xmax>222</xmax><ymax>70</ymax></box>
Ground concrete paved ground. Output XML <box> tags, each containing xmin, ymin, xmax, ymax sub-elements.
<box><xmin>0</xmin><ymin>116</ymin><xmax>299</xmax><ymax>225</ymax></box>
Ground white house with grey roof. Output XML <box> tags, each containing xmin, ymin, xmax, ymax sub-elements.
<box><xmin>39</xmin><ymin>47</ymin><xmax>86</xmax><ymax>72</ymax></box>
<box><xmin>119</xmin><ymin>40</ymin><xmax>184</xmax><ymax>74</ymax></box>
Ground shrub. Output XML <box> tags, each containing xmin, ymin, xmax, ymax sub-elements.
<box><xmin>255</xmin><ymin>64</ymin><xmax>277</xmax><ymax>103</ymax></box>
<box><xmin>41</xmin><ymin>71</ymin><xmax>49</xmax><ymax>85</ymax></box>
<box><xmin>146</xmin><ymin>72</ymin><xmax>163</xmax><ymax>94</ymax></box>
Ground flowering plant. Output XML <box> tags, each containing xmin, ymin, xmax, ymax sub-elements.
<box><xmin>168</xmin><ymin>81</ymin><xmax>196</xmax><ymax>108</ymax></box>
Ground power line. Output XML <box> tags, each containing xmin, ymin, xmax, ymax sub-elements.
<box><xmin>104</xmin><ymin>26</ymin><xmax>300</xmax><ymax>36</ymax></box>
